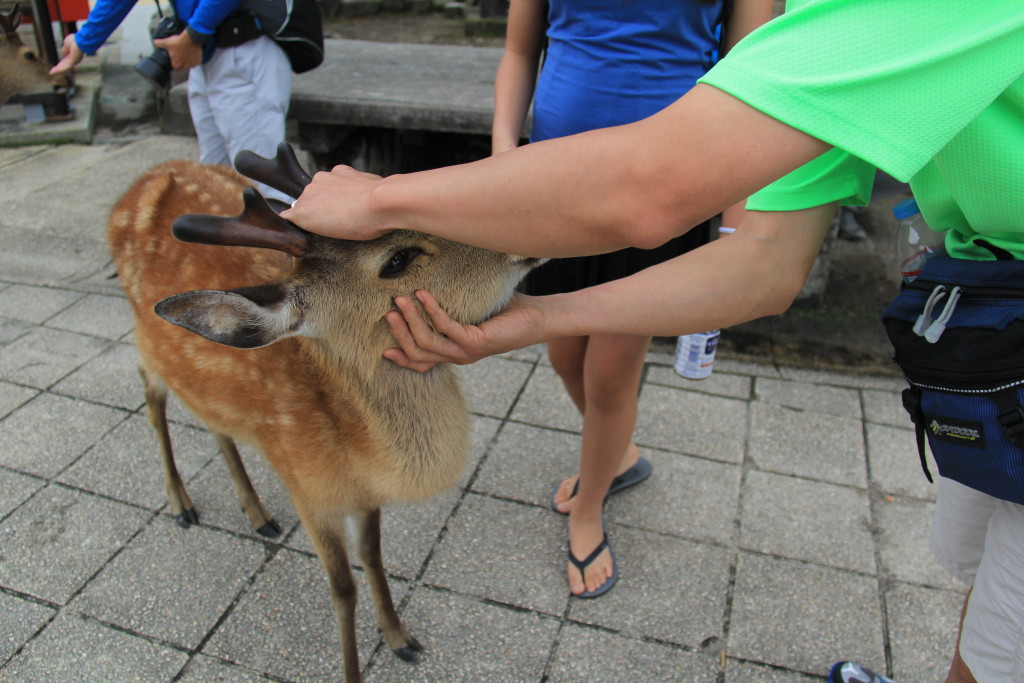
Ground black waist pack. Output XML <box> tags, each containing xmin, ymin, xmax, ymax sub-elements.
<box><xmin>882</xmin><ymin>254</ymin><xmax>1024</xmax><ymax>504</ymax></box>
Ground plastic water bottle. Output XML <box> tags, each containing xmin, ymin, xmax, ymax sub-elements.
<box><xmin>674</xmin><ymin>330</ymin><xmax>720</xmax><ymax>379</ymax></box>
<box><xmin>894</xmin><ymin>198</ymin><xmax>944</xmax><ymax>283</ymax></box>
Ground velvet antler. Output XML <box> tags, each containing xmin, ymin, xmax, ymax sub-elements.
<box><xmin>1</xmin><ymin>5</ymin><xmax>23</xmax><ymax>37</ymax></box>
<box><xmin>235</xmin><ymin>142</ymin><xmax>313</xmax><ymax>201</ymax></box>
<box><xmin>172</xmin><ymin>187</ymin><xmax>310</xmax><ymax>257</ymax></box>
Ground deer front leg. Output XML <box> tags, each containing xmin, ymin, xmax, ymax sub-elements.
<box><xmin>139</xmin><ymin>363</ymin><xmax>197</xmax><ymax>527</ymax></box>
<box><xmin>212</xmin><ymin>433</ymin><xmax>282</xmax><ymax>537</ymax></box>
<box><xmin>304</xmin><ymin>513</ymin><xmax>363</xmax><ymax>683</ymax></box>
<box><xmin>355</xmin><ymin>508</ymin><xmax>423</xmax><ymax>662</ymax></box>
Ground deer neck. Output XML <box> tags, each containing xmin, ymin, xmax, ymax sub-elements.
<box><xmin>302</xmin><ymin>335</ymin><xmax>468</xmax><ymax>498</ymax></box>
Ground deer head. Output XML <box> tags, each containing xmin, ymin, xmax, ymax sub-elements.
<box><xmin>155</xmin><ymin>144</ymin><xmax>542</xmax><ymax>369</ymax></box>
<box><xmin>0</xmin><ymin>5</ymin><xmax>70</xmax><ymax>105</ymax></box>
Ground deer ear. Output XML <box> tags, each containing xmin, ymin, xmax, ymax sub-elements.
<box><xmin>155</xmin><ymin>285</ymin><xmax>302</xmax><ymax>349</ymax></box>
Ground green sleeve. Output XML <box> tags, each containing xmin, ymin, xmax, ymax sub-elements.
<box><xmin>746</xmin><ymin>148</ymin><xmax>874</xmax><ymax>212</ymax></box>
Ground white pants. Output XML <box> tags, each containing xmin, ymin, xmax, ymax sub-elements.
<box><xmin>931</xmin><ymin>477</ymin><xmax>1024</xmax><ymax>680</ymax></box>
<box><xmin>188</xmin><ymin>36</ymin><xmax>293</xmax><ymax>203</ymax></box>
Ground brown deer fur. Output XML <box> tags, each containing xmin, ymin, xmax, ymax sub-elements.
<box><xmin>108</xmin><ymin>160</ymin><xmax>539</xmax><ymax>682</ymax></box>
<box><xmin>0</xmin><ymin>5</ymin><xmax>66</xmax><ymax>105</ymax></box>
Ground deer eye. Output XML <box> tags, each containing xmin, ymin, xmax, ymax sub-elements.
<box><xmin>23</xmin><ymin>50</ymin><xmax>37</xmax><ymax>62</ymax></box>
<box><xmin>379</xmin><ymin>248</ymin><xmax>421</xmax><ymax>279</ymax></box>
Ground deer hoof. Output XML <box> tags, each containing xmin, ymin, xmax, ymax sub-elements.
<box><xmin>256</xmin><ymin>520</ymin><xmax>283</xmax><ymax>538</ymax></box>
<box><xmin>175</xmin><ymin>508</ymin><xmax>199</xmax><ymax>528</ymax></box>
<box><xmin>393</xmin><ymin>637</ymin><xmax>424</xmax><ymax>663</ymax></box>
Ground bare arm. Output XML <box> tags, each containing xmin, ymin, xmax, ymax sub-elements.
<box><xmin>283</xmin><ymin>84</ymin><xmax>830</xmax><ymax>256</ymax></box>
<box><xmin>383</xmin><ymin>204</ymin><xmax>837</xmax><ymax>369</ymax></box>
<box><xmin>491</xmin><ymin>0</ymin><xmax>546</xmax><ymax>154</ymax></box>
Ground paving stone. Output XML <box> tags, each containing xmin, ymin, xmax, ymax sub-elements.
<box><xmin>740</xmin><ymin>470</ymin><xmax>875</xmax><ymax>573</ymax></box>
<box><xmin>422</xmin><ymin>493</ymin><xmax>569</xmax><ymax>615</ymax></box>
<box><xmin>608</xmin><ymin>449</ymin><xmax>740</xmax><ymax>546</ymax></box>
<box><xmin>885</xmin><ymin>582</ymin><xmax>965</xmax><ymax>683</ymax></box>
<box><xmin>0</xmin><ymin>610</ymin><xmax>188</xmax><ymax>681</ymax></box>
<box><xmin>635</xmin><ymin>384</ymin><xmax>748</xmax><ymax>464</ymax></box>
<box><xmin>569</xmin><ymin>526</ymin><xmax>733</xmax><ymax>649</ymax></box>
<box><xmin>716</xmin><ymin>357</ymin><xmax>784</xmax><ymax>378</ymax></box>
<box><xmin>862</xmin><ymin>388</ymin><xmax>908</xmax><ymax>427</ymax></box>
<box><xmin>177</xmin><ymin>654</ymin><xmax>274</xmax><ymax>681</ymax></box>
<box><xmin>0</xmin><ymin>467</ymin><xmax>45</xmax><ymax>520</ymax></box>
<box><xmin>71</xmin><ymin>517</ymin><xmax>266</xmax><ymax>649</ymax></box>
<box><xmin>549</xmin><ymin>622</ymin><xmax>720</xmax><ymax>681</ymax></box>
<box><xmin>462</xmin><ymin>413</ymin><xmax>501</xmax><ymax>488</ymax></box>
<box><xmin>729</xmin><ymin>552</ymin><xmax>886</xmax><ymax>675</ymax></box>
<box><xmin>0</xmin><ymin>380</ymin><xmax>37</xmax><ymax>419</ymax></box>
<box><xmin>58</xmin><ymin>414</ymin><xmax>215</xmax><ymax>511</ymax></box>
<box><xmin>0</xmin><ymin>485</ymin><xmax>150</xmax><ymax>604</ymax></box>
<box><xmin>50</xmin><ymin>342</ymin><xmax>145</xmax><ymax>410</ymax></box>
<box><xmin>749</xmin><ymin>402</ymin><xmax>867</xmax><ymax>487</ymax></box>
<box><xmin>874</xmin><ymin>496</ymin><xmax>963</xmax><ymax>590</ymax></box>
<box><xmin>509</xmin><ymin>363</ymin><xmax>581</xmax><ymax>432</ymax></box>
<box><xmin>0</xmin><ymin>285</ymin><xmax>83</xmax><ymax>324</ymax></box>
<box><xmin>645</xmin><ymin>364</ymin><xmax>753</xmax><ymax>400</ymax></box>
<box><xmin>203</xmin><ymin>548</ymin><xmax>388</xmax><ymax>681</ymax></box>
<box><xmin>0</xmin><ymin>228</ymin><xmax>110</xmax><ymax>289</ymax></box>
<box><xmin>724</xmin><ymin>661</ymin><xmax>823</xmax><ymax>682</ymax></box>
<box><xmin>866</xmin><ymin>422</ymin><xmax>938</xmax><ymax>500</ymax></box>
<box><xmin>0</xmin><ymin>327</ymin><xmax>110</xmax><ymax>388</ymax></box>
<box><xmin>0</xmin><ymin>393</ymin><xmax>127</xmax><ymax>477</ymax></box>
<box><xmin>0</xmin><ymin>591</ymin><xmax>55</xmax><ymax>663</ymax></box>
<box><xmin>366</xmin><ymin>588</ymin><xmax>559</xmax><ymax>682</ymax></box>
<box><xmin>0</xmin><ymin>316</ymin><xmax>33</xmax><ymax>346</ymax></box>
<box><xmin>455</xmin><ymin>356</ymin><xmax>533</xmax><ymax>419</ymax></box>
<box><xmin>471</xmin><ymin>421</ymin><xmax>581</xmax><ymax>508</ymax></box>
<box><xmin>776</xmin><ymin>367</ymin><xmax>904</xmax><ymax>392</ymax></box>
<box><xmin>42</xmin><ymin>293</ymin><xmax>135</xmax><ymax>340</ymax></box>
<box><xmin>754</xmin><ymin>377</ymin><xmax>862</xmax><ymax>419</ymax></box>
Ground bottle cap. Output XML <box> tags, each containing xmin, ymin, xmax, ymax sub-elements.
<box><xmin>893</xmin><ymin>197</ymin><xmax>920</xmax><ymax>221</ymax></box>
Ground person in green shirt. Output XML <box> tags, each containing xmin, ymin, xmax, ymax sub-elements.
<box><xmin>283</xmin><ymin>1</ymin><xmax>1024</xmax><ymax>680</ymax></box>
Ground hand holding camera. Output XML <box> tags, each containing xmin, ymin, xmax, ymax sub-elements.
<box><xmin>136</xmin><ymin>15</ymin><xmax>202</xmax><ymax>89</ymax></box>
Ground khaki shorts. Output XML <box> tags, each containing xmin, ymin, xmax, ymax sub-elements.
<box><xmin>931</xmin><ymin>477</ymin><xmax>1024</xmax><ymax>680</ymax></box>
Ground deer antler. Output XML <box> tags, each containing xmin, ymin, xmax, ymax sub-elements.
<box><xmin>172</xmin><ymin>143</ymin><xmax>314</xmax><ymax>256</ymax></box>
<box><xmin>1</xmin><ymin>5</ymin><xmax>23</xmax><ymax>37</ymax></box>
<box><xmin>235</xmin><ymin>142</ymin><xmax>313</xmax><ymax>200</ymax></box>
<box><xmin>173</xmin><ymin>187</ymin><xmax>310</xmax><ymax>257</ymax></box>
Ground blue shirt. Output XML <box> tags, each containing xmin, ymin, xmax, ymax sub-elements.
<box><xmin>531</xmin><ymin>0</ymin><xmax>724</xmax><ymax>142</ymax></box>
<box><xmin>75</xmin><ymin>0</ymin><xmax>243</xmax><ymax>60</ymax></box>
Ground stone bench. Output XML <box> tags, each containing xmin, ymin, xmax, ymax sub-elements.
<box><xmin>163</xmin><ymin>38</ymin><xmax>521</xmax><ymax>173</ymax></box>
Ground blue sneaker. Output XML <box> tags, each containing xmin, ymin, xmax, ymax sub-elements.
<box><xmin>829</xmin><ymin>661</ymin><xmax>897</xmax><ymax>683</ymax></box>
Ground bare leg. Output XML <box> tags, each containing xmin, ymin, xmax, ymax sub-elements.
<box><xmin>139</xmin><ymin>364</ymin><xmax>197</xmax><ymax>527</ymax></box>
<box><xmin>549</xmin><ymin>337</ymin><xmax>641</xmax><ymax>513</ymax></box>
<box><xmin>558</xmin><ymin>334</ymin><xmax>651</xmax><ymax>595</ymax></box>
<box><xmin>944</xmin><ymin>588</ymin><xmax>979</xmax><ymax>683</ymax></box>
<box><xmin>212</xmin><ymin>433</ymin><xmax>281</xmax><ymax>537</ymax></box>
<box><xmin>354</xmin><ymin>508</ymin><xmax>422</xmax><ymax>661</ymax></box>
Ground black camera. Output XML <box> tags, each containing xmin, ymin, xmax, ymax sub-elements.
<box><xmin>135</xmin><ymin>15</ymin><xmax>186</xmax><ymax>90</ymax></box>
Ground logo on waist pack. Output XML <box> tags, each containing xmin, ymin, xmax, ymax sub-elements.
<box><xmin>927</xmin><ymin>415</ymin><xmax>986</xmax><ymax>449</ymax></box>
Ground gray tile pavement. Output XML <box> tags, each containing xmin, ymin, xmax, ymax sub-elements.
<box><xmin>0</xmin><ymin>137</ymin><xmax>966</xmax><ymax>682</ymax></box>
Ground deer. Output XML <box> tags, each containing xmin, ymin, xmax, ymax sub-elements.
<box><xmin>107</xmin><ymin>143</ymin><xmax>542</xmax><ymax>683</ymax></box>
<box><xmin>0</xmin><ymin>5</ymin><xmax>68</xmax><ymax>106</ymax></box>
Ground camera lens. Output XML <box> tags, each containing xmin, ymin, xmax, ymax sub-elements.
<box><xmin>134</xmin><ymin>16</ymin><xmax>183</xmax><ymax>90</ymax></box>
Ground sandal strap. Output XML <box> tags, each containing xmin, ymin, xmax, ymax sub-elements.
<box><xmin>568</xmin><ymin>533</ymin><xmax>609</xmax><ymax>571</ymax></box>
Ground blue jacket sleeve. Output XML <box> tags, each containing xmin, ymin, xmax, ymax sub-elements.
<box><xmin>72</xmin><ymin>0</ymin><xmax>140</xmax><ymax>55</ymax></box>
<box><xmin>179</xmin><ymin>0</ymin><xmax>246</xmax><ymax>37</ymax></box>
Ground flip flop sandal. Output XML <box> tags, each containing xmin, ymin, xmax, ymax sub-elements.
<box><xmin>568</xmin><ymin>531</ymin><xmax>618</xmax><ymax>598</ymax></box>
<box><xmin>550</xmin><ymin>456</ymin><xmax>653</xmax><ymax>514</ymax></box>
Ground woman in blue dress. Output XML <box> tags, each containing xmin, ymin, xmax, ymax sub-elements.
<box><xmin>492</xmin><ymin>0</ymin><xmax>772</xmax><ymax>597</ymax></box>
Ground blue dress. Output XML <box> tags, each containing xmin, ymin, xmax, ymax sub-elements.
<box><xmin>522</xmin><ymin>0</ymin><xmax>724</xmax><ymax>296</ymax></box>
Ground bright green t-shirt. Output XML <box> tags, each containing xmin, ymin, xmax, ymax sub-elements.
<box><xmin>700</xmin><ymin>0</ymin><xmax>1024</xmax><ymax>260</ymax></box>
